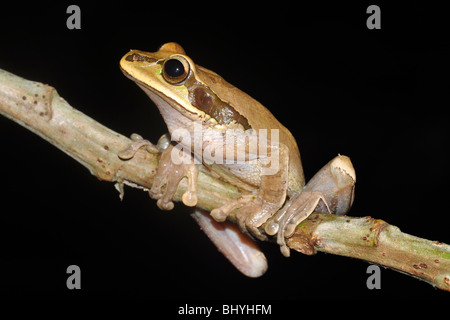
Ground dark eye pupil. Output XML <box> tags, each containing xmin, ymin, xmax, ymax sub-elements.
<box><xmin>164</xmin><ymin>59</ymin><xmax>185</xmax><ymax>78</ymax></box>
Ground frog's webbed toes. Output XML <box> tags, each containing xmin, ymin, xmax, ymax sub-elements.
<box><xmin>118</xmin><ymin>133</ymin><xmax>198</xmax><ymax>210</ymax></box>
<box><xmin>267</xmin><ymin>155</ymin><xmax>356</xmax><ymax>257</ymax></box>
<box><xmin>156</xmin><ymin>198</ymin><xmax>174</xmax><ymax>210</ymax></box>
<box><xmin>149</xmin><ymin>144</ymin><xmax>199</xmax><ymax>210</ymax></box>
<box><xmin>182</xmin><ymin>191</ymin><xmax>198</xmax><ymax>207</ymax></box>
<box><xmin>266</xmin><ymin>191</ymin><xmax>329</xmax><ymax>257</ymax></box>
<box><xmin>211</xmin><ymin>195</ymin><xmax>273</xmax><ymax>241</ymax></box>
<box><xmin>210</xmin><ymin>195</ymin><xmax>256</xmax><ymax>222</ymax></box>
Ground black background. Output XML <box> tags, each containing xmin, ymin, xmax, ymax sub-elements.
<box><xmin>0</xmin><ymin>1</ymin><xmax>449</xmax><ymax>303</ymax></box>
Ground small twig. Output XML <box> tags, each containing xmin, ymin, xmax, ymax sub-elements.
<box><xmin>1</xmin><ymin>68</ymin><xmax>449</xmax><ymax>291</ymax></box>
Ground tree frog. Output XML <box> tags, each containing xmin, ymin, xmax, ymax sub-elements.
<box><xmin>119</xmin><ymin>43</ymin><xmax>356</xmax><ymax>277</ymax></box>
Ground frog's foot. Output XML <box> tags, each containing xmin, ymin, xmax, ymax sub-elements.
<box><xmin>265</xmin><ymin>191</ymin><xmax>330</xmax><ymax>257</ymax></box>
<box><xmin>149</xmin><ymin>144</ymin><xmax>198</xmax><ymax>210</ymax></box>
<box><xmin>118</xmin><ymin>133</ymin><xmax>198</xmax><ymax>210</ymax></box>
<box><xmin>265</xmin><ymin>155</ymin><xmax>356</xmax><ymax>257</ymax></box>
<box><xmin>210</xmin><ymin>195</ymin><xmax>279</xmax><ymax>241</ymax></box>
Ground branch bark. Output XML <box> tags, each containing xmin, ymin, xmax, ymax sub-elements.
<box><xmin>1</xmin><ymin>68</ymin><xmax>449</xmax><ymax>291</ymax></box>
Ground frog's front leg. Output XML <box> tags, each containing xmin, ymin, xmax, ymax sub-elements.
<box><xmin>266</xmin><ymin>155</ymin><xmax>356</xmax><ymax>257</ymax></box>
<box><xmin>118</xmin><ymin>133</ymin><xmax>198</xmax><ymax>210</ymax></box>
<box><xmin>210</xmin><ymin>142</ymin><xmax>290</xmax><ymax>240</ymax></box>
<box><xmin>149</xmin><ymin>143</ymin><xmax>198</xmax><ymax>210</ymax></box>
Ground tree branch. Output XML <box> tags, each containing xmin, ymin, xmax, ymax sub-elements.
<box><xmin>1</xmin><ymin>68</ymin><xmax>449</xmax><ymax>291</ymax></box>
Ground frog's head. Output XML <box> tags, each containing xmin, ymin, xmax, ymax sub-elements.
<box><xmin>120</xmin><ymin>42</ymin><xmax>250</xmax><ymax>133</ymax></box>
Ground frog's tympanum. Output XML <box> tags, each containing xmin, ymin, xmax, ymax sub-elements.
<box><xmin>119</xmin><ymin>43</ymin><xmax>356</xmax><ymax>277</ymax></box>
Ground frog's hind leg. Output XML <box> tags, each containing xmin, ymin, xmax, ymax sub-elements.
<box><xmin>210</xmin><ymin>143</ymin><xmax>290</xmax><ymax>241</ymax></box>
<box><xmin>265</xmin><ymin>191</ymin><xmax>330</xmax><ymax>257</ymax></box>
<box><xmin>266</xmin><ymin>155</ymin><xmax>356</xmax><ymax>257</ymax></box>
<box><xmin>192</xmin><ymin>209</ymin><xmax>268</xmax><ymax>278</ymax></box>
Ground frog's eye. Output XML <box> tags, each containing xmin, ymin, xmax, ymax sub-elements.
<box><xmin>162</xmin><ymin>56</ymin><xmax>190</xmax><ymax>85</ymax></box>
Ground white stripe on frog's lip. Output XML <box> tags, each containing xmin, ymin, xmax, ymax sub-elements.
<box><xmin>140</xmin><ymin>59</ymin><xmax>163</xmax><ymax>68</ymax></box>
